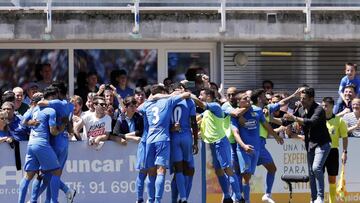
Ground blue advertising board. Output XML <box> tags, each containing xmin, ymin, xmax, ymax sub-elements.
<box><xmin>0</xmin><ymin>141</ymin><xmax>202</xmax><ymax>203</ymax></box>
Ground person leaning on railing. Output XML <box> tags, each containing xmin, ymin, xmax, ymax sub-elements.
<box><xmin>110</xmin><ymin>96</ymin><xmax>144</xmax><ymax>145</ymax></box>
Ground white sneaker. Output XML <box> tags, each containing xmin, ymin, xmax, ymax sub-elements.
<box><xmin>66</xmin><ymin>188</ymin><xmax>77</xmax><ymax>203</ymax></box>
<box><xmin>314</xmin><ymin>197</ymin><xmax>324</xmax><ymax>203</ymax></box>
<box><xmin>262</xmin><ymin>193</ymin><xmax>275</xmax><ymax>203</ymax></box>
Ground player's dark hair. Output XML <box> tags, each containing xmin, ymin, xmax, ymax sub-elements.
<box><xmin>344</xmin><ymin>84</ymin><xmax>356</xmax><ymax>93</ymax></box>
<box><xmin>51</xmin><ymin>81</ymin><xmax>67</xmax><ymax>96</ymax></box>
<box><xmin>262</xmin><ymin>80</ymin><xmax>274</xmax><ymax>89</ymax></box>
<box><xmin>301</xmin><ymin>87</ymin><xmax>315</xmax><ymax>98</ymax></box>
<box><xmin>93</xmin><ymin>96</ymin><xmax>105</xmax><ymax>104</ymax></box>
<box><xmin>322</xmin><ymin>97</ymin><xmax>334</xmax><ymax>106</ymax></box>
<box><xmin>151</xmin><ymin>84</ymin><xmax>166</xmax><ymax>95</ymax></box>
<box><xmin>346</xmin><ymin>62</ymin><xmax>357</xmax><ymax>71</ymax></box>
<box><xmin>2</xmin><ymin>91</ymin><xmax>15</xmax><ymax>103</ymax></box>
<box><xmin>43</xmin><ymin>86</ymin><xmax>59</xmax><ymax>99</ymax></box>
<box><xmin>201</xmin><ymin>88</ymin><xmax>216</xmax><ymax>100</ymax></box>
<box><xmin>250</xmin><ymin>89</ymin><xmax>265</xmax><ymax>104</ymax></box>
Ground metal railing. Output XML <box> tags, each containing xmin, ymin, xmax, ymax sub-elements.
<box><xmin>1</xmin><ymin>0</ymin><xmax>359</xmax><ymax>36</ymax></box>
<box><xmin>2</xmin><ymin>0</ymin><xmax>360</xmax><ymax>11</ymax></box>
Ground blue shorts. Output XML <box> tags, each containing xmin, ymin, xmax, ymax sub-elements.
<box><xmin>53</xmin><ymin>146</ymin><xmax>68</xmax><ymax>169</ymax></box>
<box><xmin>210</xmin><ymin>137</ymin><xmax>232</xmax><ymax>170</ymax></box>
<box><xmin>136</xmin><ymin>140</ymin><xmax>146</xmax><ymax>170</ymax></box>
<box><xmin>257</xmin><ymin>138</ymin><xmax>274</xmax><ymax>166</ymax></box>
<box><xmin>171</xmin><ymin>133</ymin><xmax>194</xmax><ymax>168</ymax></box>
<box><xmin>24</xmin><ymin>144</ymin><xmax>60</xmax><ymax>172</ymax></box>
<box><xmin>145</xmin><ymin>141</ymin><xmax>170</xmax><ymax>169</ymax></box>
<box><xmin>237</xmin><ymin>145</ymin><xmax>260</xmax><ymax>175</ymax></box>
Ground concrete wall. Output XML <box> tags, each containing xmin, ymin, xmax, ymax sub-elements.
<box><xmin>1</xmin><ymin>11</ymin><xmax>360</xmax><ymax>41</ymax></box>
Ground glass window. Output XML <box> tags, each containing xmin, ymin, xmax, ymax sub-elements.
<box><xmin>74</xmin><ymin>49</ymin><xmax>158</xmax><ymax>88</ymax></box>
<box><xmin>167</xmin><ymin>52</ymin><xmax>210</xmax><ymax>83</ymax></box>
<box><xmin>0</xmin><ymin>49</ymin><xmax>68</xmax><ymax>92</ymax></box>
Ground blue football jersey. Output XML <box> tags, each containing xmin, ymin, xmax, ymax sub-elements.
<box><xmin>232</xmin><ymin>105</ymin><xmax>265</xmax><ymax>150</ymax></box>
<box><xmin>140</xmin><ymin>96</ymin><xmax>182</xmax><ymax>144</ymax></box>
<box><xmin>171</xmin><ymin>99</ymin><xmax>196</xmax><ymax>136</ymax></box>
<box><xmin>25</xmin><ymin>106</ymin><xmax>57</xmax><ymax>145</ymax></box>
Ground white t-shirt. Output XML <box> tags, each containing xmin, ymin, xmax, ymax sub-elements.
<box><xmin>82</xmin><ymin>112</ymin><xmax>112</xmax><ymax>138</ymax></box>
<box><xmin>343</xmin><ymin>112</ymin><xmax>360</xmax><ymax>137</ymax></box>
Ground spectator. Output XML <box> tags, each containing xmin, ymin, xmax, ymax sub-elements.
<box><xmin>336</xmin><ymin>63</ymin><xmax>360</xmax><ymax>111</ymax></box>
<box><xmin>70</xmin><ymin>95</ymin><xmax>83</xmax><ymax>117</ymax></box>
<box><xmin>70</xmin><ymin>95</ymin><xmax>84</xmax><ymax>141</ymax></box>
<box><xmin>12</xmin><ymin>87</ymin><xmax>29</xmax><ymax>115</ymax></box>
<box><xmin>110</xmin><ymin>69</ymin><xmax>134</xmax><ymax>99</ymax></box>
<box><xmin>84</xmin><ymin>92</ymin><xmax>97</xmax><ymax>115</ymax></box>
<box><xmin>23</xmin><ymin>82</ymin><xmax>39</xmax><ymax>106</ymax></box>
<box><xmin>262</xmin><ymin>80</ymin><xmax>274</xmax><ymax>94</ymax></box>
<box><xmin>36</xmin><ymin>63</ymin><xmax>53</xmax><ymax>90</ymax></box>
<box><xmin>75</xmin><ymin>71</ymin><xmax>99</xmax><ymax>111</ymax></box>
<box><xmin>72</xmin><ymin>92</ymin><xmax>96</xmax><ymax>141</ymax></box>
<box><xmin>110</xmin><ymin>96</ymin><xmax>144</xmax><ymax>145</ymax></box>
<box><xmin>0</xmin><ymin>110</ymin><xmax>13</xmax><ymax>144</ymax></box>
<box><xmin>343</xmin><ymin>98</ymin><xmax>360</xmax><ymax>137</ymax></box>
<box><xmin>2</xmin><ymin>91</ymin><xmax>15</xmax><ymax>105</ymax></box>
<box><xmin>2</xmin><ymin>101</ymin><xmax>29</xmax><ymax>141</ymax></box>
<box><xmin>134</xmin><ymin>87</ymin><xmax>146</xmax><ymax>107</ymax></box>
<box><xmin>97</xmin><ymin>84</ymin><xmax>123</xmax><ymax>125</ymax></box>
<box><xmin>74</xmin><ymin>96</ymin><xmax>111</xmax><ymax>150</ymax></box>
<box><xmin>269</xmin><ymin>93</ymin><xmax>288</xmax><ymax>138</ymax></box>
<box><xmin>163</xmin><ymin>77</ymin><xmax>173</xmax><ymax>88</ymax></box>
<box><xmin>334</xmin><ymin>85</ymin><xmax>356</xmax><ymax>116</ymax></box>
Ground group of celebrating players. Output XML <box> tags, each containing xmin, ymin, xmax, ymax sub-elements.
<box><xmin>15</xmin><ymin>70</ymin><xmax>351</xmax><ymax>203</ymax></box>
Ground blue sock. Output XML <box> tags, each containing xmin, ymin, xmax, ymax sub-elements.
<box><xmin>266</xmin><ymin>172</ymin><xmax>275</xmax><ymax>194</ymax></box>
<box><xmin>175</xmin><ymin>172</ymin><xmax>186</xmax><ymax>200</ymax></box>
<box><xmin>45</xmin><ymin>186</ymin><xmax>51</xmax><ymax>203</ymax></box>
<box><xmin>147</xmin><ymin>175</ymin><xmax>156</xmax><ymax>202</ymax></box>
<box><xmin>185</xmin><ymin>175</ymin><xmax>193</xmax><ymax>198</ymax></box>
<box><xmin>38</xmin><ymin>174</ymin><xmax>51</xmax><ymax>203</ymax></box>
<box><xmin>18</xmin><ymin>178</ymin><xmax>31</xmax><ymax>203</ymax></box>
<box><xmin>136</xmin><ymin>172</ymin><xmax>146</xmax><ymax>201</ymax></box>
<box><xmin>171</xmin><ymin>178</ymin><xmax>178</xmax><ymax>203</ymax></box>
<box><xmin>243</xmin><ymin>183</ymin><xmax>250</xmax><ymax>201</ymax></box>
<box><xmin>35</xmin><ymin>173</ymin><xmax>51</xmax><ymax>197</ymax></box>
<box><xmin>217</xmin><ymin>175</ymin><xmax>230</xmax><ymax>199</ymax></box>
<box><xmin>228</xmin><ymin>175</ymin><xmax>241</xmax><ymax>201</ymax></box>
<box><xmin>236</xmin><ymin>172</ymin><xmax>243</xmax><ymax>197</ymax></box>
<box><xmin>155</xmin><ymin>174</ymin><xmax>165</xmax><ymax>203</ymax></box>
<box><xmin>60</xmin><ymin>180</ymin><xmax>69</xmax><ymax>194</ymax></box>
<box><xmin>30</xmin><ymin>177</ymin><xmax>41</xmax><ymax>203</ymax></box>
<box><xmin>50</xmin><ymin>175</ymin><xmax>60</xmax><ymax>203</ymax></box>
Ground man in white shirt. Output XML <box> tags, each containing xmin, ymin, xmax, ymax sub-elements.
<box><xmin>74</xmin><ymin>96</ymin><xmax>112</xmax><ymax>149</ymax></box>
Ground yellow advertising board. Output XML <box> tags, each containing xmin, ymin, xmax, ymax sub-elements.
<box><xmin>206</xmin><ymin>139</ymin><xmax>360</xmax><ymax>203</ymax></box>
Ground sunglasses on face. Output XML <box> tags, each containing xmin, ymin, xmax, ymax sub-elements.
<box><xmin>96</xmin><ymin>103</ymin><xmax>108</xmax><ymax>108</ymax></box>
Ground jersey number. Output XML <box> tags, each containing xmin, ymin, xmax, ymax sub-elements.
<box><xmin>173</xmin><ymin>106</ymin><xmax>182</xmax><ymax>123</ymax></box>
<box><xmin>151</xmin><ymin>107</ymin><xmax>160</xmax><ymax>124</ymax></box>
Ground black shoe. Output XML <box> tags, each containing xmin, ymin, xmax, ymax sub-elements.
<box><xmin>235</xmin><ymin>199</ymin><xmax>245</xmax><ymax>203</ymax></box>
<box><xmin>223</xmin><ymin>197</ymin><xmax>234</xmax><ymax>203</ymax></box>
<box><xmin>136</xmin><ymin>200</ymin><xmax>144</xmax><ymax>203</ymax></box>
